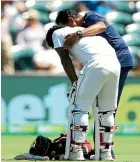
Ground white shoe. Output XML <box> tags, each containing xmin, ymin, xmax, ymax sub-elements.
<box><xmin>101</xmin><ymin>151</ymin><xmax>115</xmax><ymax>161</ymax></box>
<box><xmin>90</xmin><ymin>154</ymin><xmax>95</xmax><ymax>160</ymax></box>
<box><xmin>68</xmin><ymin>147</ymin><xmax>85</xmax><ymax>161</ymax></box>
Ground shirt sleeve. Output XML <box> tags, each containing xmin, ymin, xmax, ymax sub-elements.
<box><xmin>84</xmin><ymin>12</ymin><xmax>109</xmax><ymax>27</ymax></box>
<box><xmin>85</xmin><ymin>14</ymin><xmax>101</xmax><ymax>25</ymax></box>
<box><xmin>52</xmin><ymin>31</ymin><xmax>64</xmax><ymax>48</ymax></box>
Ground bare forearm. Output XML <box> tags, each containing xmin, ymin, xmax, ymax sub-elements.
<box><xmin>82</xmin><ymin>22</ymin><xmax>107</xmax><ymax>37</ymax></box>
<box><xmin>55</xmin><ymin>48</ymin><xmax>78</xmax><ymax>83</ymax></box>
<box><xmin>61</xmin><ymin>57</ymin><xmax>78</xmax><ymax>83</ymax></box>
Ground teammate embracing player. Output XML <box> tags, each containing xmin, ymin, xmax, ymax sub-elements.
<box><xmin>55</xmin><ymin>9</ymin><xmax>133</xmax><ymax>159</ymax></box>
<box><xmin>46</xmin><ymin>24</ymin><xmax>120</xmax><ymax>161</ymax></box>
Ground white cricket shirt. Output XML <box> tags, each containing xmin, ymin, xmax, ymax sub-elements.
<box><xmin>52</xmin><ymin>26</ymin><xmax>120</xmax><ymax>75</ymax></box>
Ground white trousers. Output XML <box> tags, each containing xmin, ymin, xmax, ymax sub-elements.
<box><xmin>74</xmin><ymin>66</ymin><xmax>120</xmax><ymax>112</ymax></box>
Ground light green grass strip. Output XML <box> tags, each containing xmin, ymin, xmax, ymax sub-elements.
<box><xmin>1</xmin><ymin>136</ymin><xmax>140</xmax><ymax>162</ymax></box>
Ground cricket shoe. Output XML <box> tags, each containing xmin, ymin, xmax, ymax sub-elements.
<box><xmin>68</xmin><ymin>147</ymin><xmax>85</xmax><ymax>161</ymax></box>
<box><xmin>101</xmin><ymin>150</ymin><xmax>115</xmax><ymax>161</ymax></box>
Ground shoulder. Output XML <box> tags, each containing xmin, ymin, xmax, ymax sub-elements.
<box><xmin>83</xmin><ymin>11</ymin><xmax>107</xmax><ymax>26</ymax></box>
<box><xmin>84</xmin><ymin>11</ymin><xmax>105</xmax><ymax>20</ymax></box>
<box><xmin>52</xmin><ymin>29</ymin><xmax>62</xmax><ymax>41</ymax></box>
<box><xmin>52</xmin><ymin>27</ymin><xmax>69</xmax><ymax>39</ymax></box>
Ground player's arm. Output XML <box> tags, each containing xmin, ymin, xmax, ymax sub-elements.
<box><xmin>81</xmin><ymin>13</ymin><xmax>111</xmax><ymax>37</ymax></box>
<box><xmin>81</xmin><ymin>22</ymin><xmax>106</xmax><ymax>37</ymax></box>
<box><xmin>52</xmin><ymin>29</ymin><xmax>78</xmax><ymax>83</ymax></box>
<box><xmin>55</xmin><ymin>47</ymin><xmax>78</xmax><ymax>84</ymax></box>
<box><xmin>64</xmin><ymin>15</ymin><xmax>107</xmax><ymax>49</ymax></box>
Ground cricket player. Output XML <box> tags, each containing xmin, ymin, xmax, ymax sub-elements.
<box><xmin>46</xmin><ymin>25</ymin><xmax>120</xmax><ymax>161</ymax></box>
<box><xmin>55</xmin><ymin>9</ymin><xmax>133</xmax><ymax>159</ymax></box>
<box><xmin>55</xmin><ymin>9</ymin><xmax>133</xmax><ymax>106</ymax></box>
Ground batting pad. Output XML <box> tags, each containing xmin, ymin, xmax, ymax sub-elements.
<box><xmin>14</xmin><ymin>153</ymin><xmax>49</xmax><ymax>161</ymax></box>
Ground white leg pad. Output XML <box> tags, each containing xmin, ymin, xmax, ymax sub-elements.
<box><xmin>71</xmin><ymin>110</ymin><xmax>89</xmax><ymax>144</ymax></box>
<box><xmin>64</xmin><ymin>104</ymin><xmax>89</xmax><ymax>160</ymax></box>
<box><xmin>99</xmin><ymin>111</ymin><xmax>115</xmax><ymax>150</ymax></box>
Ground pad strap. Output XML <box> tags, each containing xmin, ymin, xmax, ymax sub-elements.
<box><xmin>98</xmin><ymin>110</ymin><xmax>116</xmax><ymax>115</ymax></box>
<box><xmin>71</xmin><ymin>141</ymin><xmax>83</xmax><ymax>147</ymax></box>
<box><xmin>100</xmin><ymin>142</ymin><xmax>114</xmax><ymax>146</ymax></box>
<box><xmin>71</xmin><ymin>124</ymin><xmax>88</xmax><ymax>132</ymax></box>
<box><xmin>99</xmin><ymin>124</ymin><xmax>118</xmax><ymax>132</ymax></box>
<box><xmin>105</xmin><ymin>125</ymin><xmax>118</xmax><ymax>132</ymax></box>
<box><xmin>72</xmin><ymin>109</ymin><xmax>89</xmax><ymax>114</ymax></box>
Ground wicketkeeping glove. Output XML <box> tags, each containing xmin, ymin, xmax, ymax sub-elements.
<box><xmin>67</xmin><ymin>81</ymin><xmax>77</xmax><ymax>104</ymax></box>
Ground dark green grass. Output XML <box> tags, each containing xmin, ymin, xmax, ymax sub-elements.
<box><xmin>1</xmin><ymin>135</ymin><xmax>140</xmax><ymax>162</ymax></box>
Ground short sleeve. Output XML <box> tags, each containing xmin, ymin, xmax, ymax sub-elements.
<box><xmin>84</xmin><ymin>12</ymin><xmax>109</xmax><ymax>27</ymax></box>
<box><xmin>85</xmin><ymin>14</ymin><xmax>103</xmax><ymax>25</ymax></box>
<box><xmin>52</xmin><ymin>30</ymin><xmax>64</xmax><ymax>48</ymax></box>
